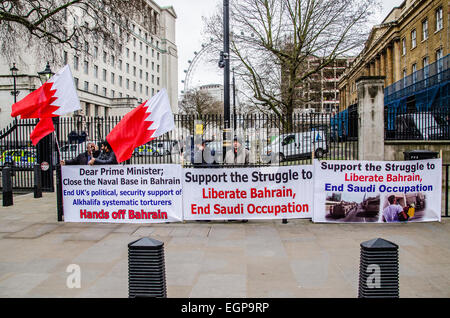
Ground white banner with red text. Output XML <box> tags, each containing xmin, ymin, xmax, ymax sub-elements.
<box><xmin>312</xmin><ymin>159</ymin><xmax>442</xmax><ymax>223</ymax></box>
<box><xmin>61</xmin><ymin>164</ymin><xmax>183</xmax><ymax>223</ymax></box>
<box><xmin>182</xmin><ymin>166</ymin><xmax>314</xmax><ymax>220</ymax></box>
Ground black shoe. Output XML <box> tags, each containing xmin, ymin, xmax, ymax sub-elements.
<box><xmin>241</xmin><ymin>219</ymin><xmax>248</xmax><ymax>223</ymax></box>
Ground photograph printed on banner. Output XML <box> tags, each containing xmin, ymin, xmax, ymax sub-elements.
<box><xmin>325</xmin><ymin>192</ymin><xmax>380</xmax><ymax>222</ymax></box>
<box><xmin>381</xmin><ymin>192</ymin><xmax>427</xmax><ymax>223</ymax></box>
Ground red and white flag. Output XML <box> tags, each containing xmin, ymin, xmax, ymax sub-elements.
<box><xmin>30</xmin><ymin>118</ymin><xmax>55</xmax><ymax>146</ymax></box>
<box><xmin>107</xmin><ymin>89</ymin><xmax>175</xmax><ymax>163</ymax></box>
<box><xmin>10</xmin><ymin>65</ymin><xmax>81</xmax><ymax>144</ymax></box>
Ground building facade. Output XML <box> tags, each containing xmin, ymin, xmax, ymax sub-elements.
<box><xmin>338</xmin><ymin>0</ymin><xmax>448</xmax><ymax>111</ymax></box>
<box><xmin>293</xmin><ymin>57</ymin><xmax>354</xmax><ymax>114</ymax></box>
<box><xmin>0</xmin><ymin>0</ymin><xmax>178</xmax><ymax>129</ymax></box>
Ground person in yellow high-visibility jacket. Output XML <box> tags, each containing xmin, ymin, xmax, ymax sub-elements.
<box><xmin>407</xmin><ymin>203</ymin><xmax>415</xmax><ymax>218</ymax></box>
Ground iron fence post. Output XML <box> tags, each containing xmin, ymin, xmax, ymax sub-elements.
<box><xmin>33</xmin><ymin>163</ymin><xmax>42</xmax><ymax>198</ymax></box>
<box><xmin>2</xmin><ymin>166</ymin><xmax>13</xmax><ymax>206</ymax></box>
<box><xmin>56</xmin><ymin>164</ymin><xmax>63</xmax><ymax>221</ymax></box>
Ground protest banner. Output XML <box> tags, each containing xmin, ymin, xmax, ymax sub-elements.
<box><xmin>313</xmin><ymin>159</ymin><xmax>442</xmax><ymax>223</ymax></box>
<box><xmin>61</xmin><ymin>164</ymin><xmax>183</xmax><ymax>223</ymax></box>
<box><xmin>183</xmin><ymin>166</ymin><xmax>314</xmax><ymax>220</ymax></box>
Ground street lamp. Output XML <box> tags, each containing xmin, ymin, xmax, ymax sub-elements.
<box><xmin>10</xmin><ymin>63</ymin><xmax>20</xmax><ymax>103</ymax></box>
<box><xmin>38</xmin><ymin>62</ymin><xmax>54</xmax><ymax>84</ymax></box>
<box><xmin>10</xmin><ymin>63</ymin><xmax>20</xmax><ymax>149</ymax></box>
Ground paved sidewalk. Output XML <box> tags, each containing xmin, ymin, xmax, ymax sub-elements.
<box><xmin>0</xmin><ymin>192</ymin><xmax>449</xmax><ymax>298</ymax></box>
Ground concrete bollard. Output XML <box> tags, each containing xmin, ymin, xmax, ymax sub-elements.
<box><xmin>128</xmin><ymin>237</ymin><xmax>167</xmax><ymax>298</ymax></box>
<box><xmin>33</xmin><ymin>164</ymin><xmax>42</xmax><ymax>198</ymax></box>
<box><xmin>358</xmin><ymin>238</ymin><xmax>399</xmax><ymax>298</ymax></box>
<box><xmin>2</xmin><ymin>166</ymin><xmax>13</xmax><ymax>206</ymax></box>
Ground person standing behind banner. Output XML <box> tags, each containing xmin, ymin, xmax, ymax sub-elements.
<box><xmin>88</xmin><ymin>140</ymin><xmax>118</xmax><ymax>165</ymax></box>
<box><xmin>382</xmin><ymin>195</ymin><xmax>403</xmax><ymax>222</ymax></box>
<box><xmin>60</xmin><ymin>142</ymin><xmax>100</xmax><ymax>166</ymax></box>
<box><xmin>225</xmin><ymin>136</ymin><xmax>249</xmax><ymax>165</ymax></box>
<box><xmin>225</xmin><ymin>136</ymin><xmax>249</xmax><ymax>223</ymax></box>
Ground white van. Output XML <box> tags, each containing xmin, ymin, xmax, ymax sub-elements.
<box><xmin>262</xmin><ymin>130</ymin><xmax>327</xmax><ymax>162</ymax></box>
<box><xmin>395</xmin><ymin>112</ymin><xmax>445</xmax><ymax>140</ymax></box>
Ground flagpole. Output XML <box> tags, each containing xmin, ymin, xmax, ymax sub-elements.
<box><xmin>53</xmin><ymin>131</ymin><xmax>61</xmax><ymax>162</ymax></box>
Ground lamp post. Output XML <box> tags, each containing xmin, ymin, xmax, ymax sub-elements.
<box><xmin>232</xmin><ymin>67</ymin><xmax>236</xmax><ymax>131</ymax></box>
<box><xmin>10</xmin><ymin>64</ymin><xmax>20</xmax><ymax>149</ymax></box>
<box><xmin>38</xmin><ymin>62</ymin><xmax>54</xmax><ymax>84</ymax></box>
<box><xmin>36</xmin><ymin>62</ymin><xmax>56</xmax><ymax>193</ymax></box>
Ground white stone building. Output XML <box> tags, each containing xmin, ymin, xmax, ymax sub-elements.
<box><xmin>0</xmin><ymin>0</ymin><xmax>178</xmax><ymax>130</ymax></box>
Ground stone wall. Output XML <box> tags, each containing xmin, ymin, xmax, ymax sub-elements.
<box><xmin>384</xmin><ymin>141</ymin><xmax>450</xmax><ymax>164</ymax></box>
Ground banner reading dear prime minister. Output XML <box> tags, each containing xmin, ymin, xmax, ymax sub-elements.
<box><xmin>183</xmin><ymin>166</ymin><xmax>313</xmax><ymax>220</ymax></box>
<box><xmin>62</xmin><ymin>164</ymin><xmax>183</xmax><ymax>223</ymax></box>
<box><xmin>313</xmin><ymin>159</ymin><xmax>442</xmax><ymax>223</ymax></box>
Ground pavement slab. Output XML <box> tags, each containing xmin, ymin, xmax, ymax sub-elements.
<box><xmin>0</xmin><ymin>192</ymin><xmax>449</xmax><ymax>297</ymax></box>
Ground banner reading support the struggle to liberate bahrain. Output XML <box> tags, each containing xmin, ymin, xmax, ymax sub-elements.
<box><xmin>312</xmin><ymin>159</ymin><xmax>442</xmax><ymax>223</ymax></box>
<box><xmin>62</xmin><ymin>164</ymin><xmax>183</xmax><ymax>223</ymax></box>
<box><xmin>183</xmin><ymin>166</ymin><xmax>314</xmax><ymax>220</ymax></box>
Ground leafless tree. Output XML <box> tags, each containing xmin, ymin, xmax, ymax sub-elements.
<box><xmin>0</xmin><ymin>0</ymin><xmax>159</xmax><ymax>64</ymax></box>
<box><xmin>179</xmin><ymin>89</ymin><xmax>223</xmax><ymax>116</ymax></box>
<box><xmin>204</xmin><ymin>0</ymin><xmax>380</xmax><ymax>129</ymax></box>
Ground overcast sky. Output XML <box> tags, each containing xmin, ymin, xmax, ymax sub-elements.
<box><xmin>156</xmin><ymin>0</ymin><xmax>404</xmax><ymax>95</ymax></box>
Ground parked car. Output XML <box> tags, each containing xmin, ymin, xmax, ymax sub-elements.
<box><xmin>149</xmin><ymin>140</ymin><xmax>179</xmax><ymax>155</ymax></box>
<box><xmin>133</xmin><ymin>144</ymin><xmax>162</xmax><ymax>157</ymax></box>
<box><xmin>262</xmin><ymin>130</ymin><xmax>328</xmax><ymax>162</ymax></box>
<box><xmin>395</xmin><ymin>112</ymin><xmax>446</xmax><ymax>140</ymax></box>
<box><xmin>59</xmin><ymin>141</ymin><xmax>101</xmax><ymax>161</ymax></box>
<box><xmin>0</xmin><ymin>149</ymin><xmax>36</xmax><ymax>168</ymax></box>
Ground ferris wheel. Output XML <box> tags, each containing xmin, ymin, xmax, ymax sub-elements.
<box><xmin>181</xmin><ymin>39</ymin><xmax>220</xmax><ymax>94</ymax></box>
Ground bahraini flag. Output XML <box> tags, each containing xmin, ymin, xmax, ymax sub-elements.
<box><xmin>107</xmin><ymin>89</ymin><xmax>175</xmax><ymax>163</ymax></box>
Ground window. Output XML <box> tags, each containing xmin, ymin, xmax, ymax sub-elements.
<box><xmin>102</xmin><ymin>87</ymin><xmax>107</xmax><ymax>96</ymax></box>
<box><xmin>157</xmin><ymin>52</ymin><xmax>160</xmax><ymax>60</ymax></box>
<box><xmin>146</xmin><ymin>45</ymin><xmax>148</xmax><ymax>54</ymax></box>
<box><xmin>103</xmin><ymin>51</ymin><xmax>107</xmax><ymax>63</ymax></box>
<box><xmin>157</xmin><ymin>77</ymin><xmax>160</xmax><ymax>85</ymax></box>
<box><xmin>401</xmin><ymin>38</ymin><xmax>406</xmax><ymax>55</ymax></box>
<box><xmin>84</xmin><ymin>41</ymin><xmax>89</xmax><ymax>55</ymax></box>
<box><xmin>102</xmin><ymin>69</ymin><xmax>107</xmax><ymax>81</ymax></box>
<box><xmin>423</xmin><ymin>56</ymin><xmax>429</xmax><ymax>80</ymax></box>
<box><xmin>146</xmin><ymin>72</ymin><xmax>148</xmax><ymax>81</ymax></box>
<box><xmin>152</xmin><ymin>75</ymin><xmax>154</xmax><ymax>84</ymax></box>
<box><xmin>63</xmin><ymin>51</ymin><xmax>68</xmax><ymax>65</ymax></box>
<box><xmin>111</xmin><ymin>90</ymin><xmax>115</xmax><ymax>98</ymax></box>
<box><xmin>84</xmin><ymin>61</ymin><xmax>89</xmax><ymax>74</ymax></box>
<box><xmin>74</xmin><ymin>77</ymin><xmax>79</xmax><ymax>88</ymax></box>
<box><xmin>411</xmin><ymin>29</ymin><xmax>416</xmax><ymax>49</ymax></box>
<box><xmin>140</xmin><ymin>42</ymin><xmax>142</xmax><ymax>51</ymax></box>
<box><xmin>111</xmin><ymin>72</ymin><xmax>115</xmax><ymax>84</ymax></box>
<box><xmin>133</xmin><ymin>38</ymin><xmax>136</xmax><ymax>47</ymax></box>
<box><xmin>436</xmin><ymin>7</ymin><xmax>443</xmax><ymax>32</ymax></box>
<box><xmin>412</xmin><ymin>63</ymin><xmax>417</xmax><ymax>83</ymax></box>
<box><xmin>94</xmin><ymin>46</ymin><xmax>98</xmax><ymax>59</ymax></box>
<box><xmin>139</xmin><ymin>84</ymin><xmax>142</xmax><ymax>93</ymax></box>
<box><xmin>84</xmin><ymin>81</ymin><xmax>89</xmax><ymax>91</ymax></box>
<box><xmin>146</xmin><ymin>59</ymin><xmax>149</xmax><ymax>67</ymax></box>
<box><xmin>133</xmin><ymin>52</ymin><xmax>136</xmax><ymax>62</ymax></box>
<box><xmin>74</xmin><ymin>56</ymin><xmax>79</xmax><ymax>70</ymax></box>
<box><xmin>146</xmin><ymin>86</ymin><xmax>149</xmax><ymax>95</ymax></box>
<box><xmin>111</xmin><ymin>55</ymin><xmax>115</xmax><ymax>67</ymax></box>
<box><xmin>126</xmin><ymin>79</ymin><xmax>130</xmax><ymax>89</ymax></box>
<box><xmin>157</xmin><ymin>65</ymin><xmax>160</xmax><ymax>73</ymax></box>
<box><xmin>139</xmin><ymin>69</ymin><xmax>142</xmax><ymax>79</ymax></box>
<box><xmin>126</xmin><ymin>48</ymin><xmax>130</xmax><ymax>58</ymax></box>
<box><xmin>139</xmin><ymin>55</ymin><xmax>142</xmax><ymax>65</ymax></box>
<box><xmin>436</xmin><ymin>48</ymin><xmax>443</xmax><ymax>80</ymax></box>
<box><xmin>422</xmin><ymin>19</ymin><xmax>428</xmax><ymax>40</ymax></box>
<box><xmin>126</xmin><ymin>63</ymin><xmax>130</xmax><ymax>73</ymax></box>
<box><xmin>119</xmin><ymin>75</ymin><xmax>123</xmax><ymax>87</ymax></box>
<box><xmin>152</xmin><ymin>62</ymin><xmax>154</xmax><ymax>70</ymax></box>
<box><xmin>94</xmin><ymin>65</ymin><xmax>98</xmax><ymax>78</ymax></box>
<box><xmin>133</xmin><ymin>81</ymin><xmax>136</xmax><ymax>91</ymax></box>
<box><xmin>133</xmin><ymin>66</ymin><xmax>136</xmax><ymax>76</ymax></box>
<box><xmin>94</xmin><ymin>84</ymin><xmax>98</xmax><ymax>94</ymax></box>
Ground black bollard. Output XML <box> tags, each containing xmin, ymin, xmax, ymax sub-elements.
<box><xmin>56</xmin><ymin>164</ymin><xmax>63</xmax><ymax>221</ymax></box>
<box><xmin>128</xmin><ymin>237</ymin><xmax>167</xmax><ymax>298</ymax></box>
<box><xmin>2</xmin><ymin>166</ymin><xmax>13</xmax><ymax>206</ymax></box>
<box><xmin>358</xmin><ymin>238</ymin><xmax>399</xmax><ymax>298</ymax></box>
<box><xmin>33</xmin><ymin>164</ymin><xmax>42</xmax><ymax>198</ymax></box>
